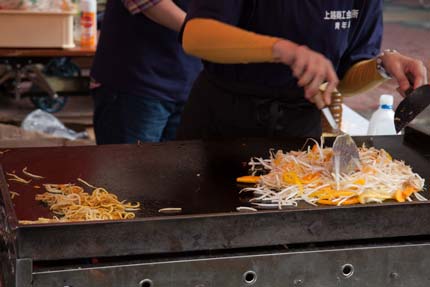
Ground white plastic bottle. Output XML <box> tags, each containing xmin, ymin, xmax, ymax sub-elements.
<box><xmin>367</xmin><ymin>94</ymin><xmax>397</xmax><ymax>136</ymax></box>
<box><xmin>79</xmin><ymin>0</ymin><xmax>97</xmax><ymax>48</ymax></box>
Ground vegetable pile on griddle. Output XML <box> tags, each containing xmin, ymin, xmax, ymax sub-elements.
<box><xmin>238</xmin><ymin>140</ymin><xmax>426</xmax><ymax>209</ymax></box>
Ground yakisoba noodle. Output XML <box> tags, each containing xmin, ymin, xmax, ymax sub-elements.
<box><xmin>238</xmin><ymin>139</ymin><xmax>426</xmax><ymax>209</ymax></box>
<box><xmin>9</xmin><ymin>191</ymin><xmax>20</xmax><ymax>199</ymax></box>
<box><xmin>19</xmin><ymin>183</ymin><xmax>140</xmax><ymax>224</ymax></box>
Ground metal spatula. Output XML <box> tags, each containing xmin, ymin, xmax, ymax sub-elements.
<box><xmin>321</xmin><ymin>107</ymin><xmax>360</xmax><ymax>175</ymax></box>
<box><xmin>317</xmin><ymin>85</ymin><xmax>360</xmax><ymax>176</ymax></box>
<box><xmin>395</xmin><ymin>85</ymin><xmax>430</xmax><ymax>133</ymax></box>
<box><xmin>332</xmin><ymin>134</ymin><xmax>360</xmax><ymax>174</ymax></box>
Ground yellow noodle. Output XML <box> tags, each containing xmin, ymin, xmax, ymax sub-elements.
<box><xmin>24</xmin><ymin>184</ymin><xmax>140</xmax><ymax>224</ymax></box>
<box><xmin>10</xmin><ymin>191</ymin><xmax>20</xmax><ymax>199</ymax></box>
<box><xmin>77</xmin><ymin>178</ymin><xmax>98</xmax><ymax>189</ymax></box>
<box><xmin>22</xmin><ymin>167</ymin><xmax>45</xmax><ymax>179</ymax></box>
<box><xmin>6</xmin><ymin>172</ymin><xmax>31</xmax><ymax>184</ymax></box>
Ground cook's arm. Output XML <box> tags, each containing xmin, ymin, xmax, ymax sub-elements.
<box><xmin>336</xmin><ymin>1</ymin><xmax>426</xmax><ymax>96</ymax></box>
<box><xmin>337</xmin><ymin>59</ymin><xmax>386</xmax><ymax>97</ymax></box>
<box><xmin>183</xmin><ymin>18</ymin><xmax>338</xmax><ymax>105</ymax></box>
<box><xmin>336</xmin><ymin>0</ymin><xmax>388</xmax><ymax>97</ymax></box>
<box><xmin>183</xmin><ymin>18</ymin><xmax>279</xmax><ymax>63</ymax></box>
<box><xmin>183</xmin><ymin>18</ymin><xmax>394</xmax><ymax>98</ymax></box>
<box><xmin>123</xmin><ymin>0</ymin><xmax>185</xmax><ymax>32</ymax></box>
<box><xmin>337</xmin><ymin>53</ymin><xmax>427</xmax><ymax>97</ymax></box>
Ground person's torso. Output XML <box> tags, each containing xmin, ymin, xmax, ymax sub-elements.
<box><xmin>205</xmin><ymin>0</ymin><xmax>374</xmax><ymax>89</ymax></box>
<box><xmin>91</xmin><ymin>0</ymin><xmax>202</xmax><ymax>102</ymax></box>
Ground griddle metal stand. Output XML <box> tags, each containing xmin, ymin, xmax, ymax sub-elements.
<box><xmin>1</xmin><ymin>137</ymin><xmax>430</xmax><ymax>287</ymax></box>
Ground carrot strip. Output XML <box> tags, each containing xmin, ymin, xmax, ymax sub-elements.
<box><xmin>311</xmin><ymin>144</ymin><xmax>319</xmax><ymax>153</ymax></box>
<box><xmin>394</xmin><ymin>189</ymin><xmax>406</xmax><ymax>203</ymax></box>
<box><xmin>236</xmin><ymin>176</ymin><xmax>260</xmax><ymax>184</ymax></box>
<box><xmin>402</xmin><ymin>186</ymin><xmax>417</xmax><ymax>198</ymax></box>
<box><xmin>318</xmin><ymin>197</ymin><xmax>360</xmax><ymax>206</ymax></box>
<box><xmin>353</xmin><ymin>179</ymin><xmax>366</xmax><ymax>185</ymax></box>
<box><xmin>342</xmin><ymin>197</ymin><xmax>361</xmax><ymax>205</ymax></box>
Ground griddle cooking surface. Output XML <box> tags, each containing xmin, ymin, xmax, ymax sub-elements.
<box><xmin>2</xmin><ymin>141</ymin><xmax>256</xmax><ymax>221</ymax></box>
<box><xmin>1</xmin><ymin>136</ymin><xmax>429</xmax><ymax>261</ymax></box>
<box><xmin>3</xmin><ymin>137</ymin><xmax>429</xmax><ymax>221</ymax></box>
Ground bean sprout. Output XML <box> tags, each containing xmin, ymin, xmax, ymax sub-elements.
<box><xmin>239</xmin><ymin>142</ymin><xmax>426</xmax><ymax>209</ymax></box>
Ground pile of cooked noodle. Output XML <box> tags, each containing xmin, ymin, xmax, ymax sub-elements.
<box><xmin>238</xmin><ymin>140</ymin><xmax>426</xmax><ymax>209</ymax></box>
<box><xmin>19</xmin><ymin>184</ymin><xmax>140</xmax><ymax>224</ymax></box>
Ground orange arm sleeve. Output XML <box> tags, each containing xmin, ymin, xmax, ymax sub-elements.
<box><xmin>183</xmin><ymin>18</ymin><xmax>386</xmax><ymax>97</ymax></box>
<box><xmin>182</xmin><ymin>18</ymin><xmax>280</xmax><ymax>64</ymax></box>
<box><xmin>338</xmin><ymin>59</ymin><xmax>388</xmax><ymax>97</ymax></box>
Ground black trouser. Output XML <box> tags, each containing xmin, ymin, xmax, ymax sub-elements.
<box><xmin>177</xmin><ymin>71</ymin><xmax>322</xmax><ymax>140</ymax></box>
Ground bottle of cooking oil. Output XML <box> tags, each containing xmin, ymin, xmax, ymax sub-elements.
<box><xmin>79</xmin><ymin>0</ymin><xmax>97</xmax><ymax>48</ymax></box>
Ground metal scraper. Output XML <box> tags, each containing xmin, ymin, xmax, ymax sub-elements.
<box><xmin>321</xmin><ymin>107</ymin><xmax>360</xmax><ymax>187</ymax></box>
<box><xmin>332</xmin><ymin>134</ymin><xmax>360</xmax><ymax>175</ymax></box>
<box><xmin>395</xmin><ymin>85</ymin><xmax>430</xmax><ymax>133</ymax></box>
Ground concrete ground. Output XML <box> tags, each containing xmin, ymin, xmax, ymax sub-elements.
<box><xmin>0</xmin><ymin>0</ymin><xmax>428</xmax><ymax>141</ymax></box>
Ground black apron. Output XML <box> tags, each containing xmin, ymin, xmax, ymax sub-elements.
<box><xmin>176</xmin><ymin>71</ymin><xmax>322</xmax><ymax>140</ymax></box>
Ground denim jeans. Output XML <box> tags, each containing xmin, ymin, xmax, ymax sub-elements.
<box><xmin>92</xmin><ymin>86</ymin><xmax>185</xmax><ymax>144</ymax></box>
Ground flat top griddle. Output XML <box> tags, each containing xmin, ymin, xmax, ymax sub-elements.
<box><xmin>1</xmin><ymin>136</ymin><xmax>430</xmax><ymax>262</ymax></box>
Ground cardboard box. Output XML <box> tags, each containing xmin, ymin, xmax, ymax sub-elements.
<box><xmin>0</xmin><ymin>9</ymin><xmax>75</xmax><ymax>48</ymax></box>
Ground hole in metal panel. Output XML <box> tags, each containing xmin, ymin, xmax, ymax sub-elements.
<box><xmin>243</xmin><ymin>270</ymin><xmax>257</xmax><ymax>284</ymax></box>
<box><xmin>341</xmin><ymin>264</ymin><xmax>354</xmax><ymax>278</ymax></box>
<box><xmin>139</xmin><ymin>279</ymin><xmax>153</xmax><ymax>287</ymax></box>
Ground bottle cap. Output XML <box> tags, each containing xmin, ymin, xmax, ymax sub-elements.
<box><xmin>380</xmin><ymin>94</ymin><xmax>394</xmax><ymax>109</ymax></box>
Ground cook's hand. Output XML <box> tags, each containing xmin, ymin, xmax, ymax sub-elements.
<box><xmin>380</xmin><ymin>51</ymin><xmax>428</xmax><ymax>93</ymax></box>
<box><xmin>273</xmin><ymin>40</ymin><xmax>339</xmax><ymax>108</ymax></box>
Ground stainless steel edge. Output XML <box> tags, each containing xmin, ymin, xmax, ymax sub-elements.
<box><xmin>29</xmin><ymin>243</ymin><xmax>430</xmax><ymax>287</ymax></box>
